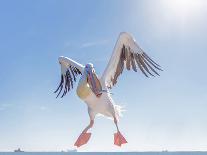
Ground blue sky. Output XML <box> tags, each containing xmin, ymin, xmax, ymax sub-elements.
<box><xmin>0</xmin><ymin>0</ymin><xmax>207</xmax><ymax>152</ymax></box>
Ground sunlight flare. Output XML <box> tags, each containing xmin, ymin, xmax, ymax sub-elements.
<box><xmin>162</xmin><ymin>0</ymin><xmax>203</xmax><ymax>19</ymax></box>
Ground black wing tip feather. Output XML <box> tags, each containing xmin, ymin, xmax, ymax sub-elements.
<box><xmin>109</xmin><ymin>44</ymin><xmax>163</xmax><ymax>88</ymax></box>
<box><xmin>139</xmin><ymin>54</ymin><xmax>163</xmax><ymax>77</ymax></box>
<box><xmin>54</xmin><ymin>65</ymin><xmax>82</xmax><ymax>98</ymax></box>
<box><xmin>121</xmin><ymin>44</ymin><xmax>163</xmax><ymax>78</ymax></box>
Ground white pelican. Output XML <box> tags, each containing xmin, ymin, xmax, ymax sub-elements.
<box><xmin>54</xmin><ymin>32</ymin><xmax>162</xmax><ymax>147</ymax></box>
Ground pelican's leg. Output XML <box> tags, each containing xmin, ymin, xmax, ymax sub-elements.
<box><xmin>82</xmin><ymin>119</ymin><xmax>94</xmax><ymax>133</ymax></box>
<box><xmin>74</xmin><ymin>120</ymin><xmax>94</xmax><ymax>147</ymax></box>
<box><xmin>113</xmin><ymin>117</ymin><xmax>127</xmax><ymax>146</ymax></box>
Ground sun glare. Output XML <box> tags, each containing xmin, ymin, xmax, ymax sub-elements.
<box><xmin>161</xmin><ymin>0</ymin><xmax>204</xmax><ymax>19</ymax></box>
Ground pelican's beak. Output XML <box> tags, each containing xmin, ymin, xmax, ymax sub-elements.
<box><xmin>86</xmin><ymin>67</ymin><xmax>95</xmax><ymax>84</ymax></box>
<box><xmin>87</xmin><ymin>68</ymin><xmax>102</xmax><ymax>97</ymax></box>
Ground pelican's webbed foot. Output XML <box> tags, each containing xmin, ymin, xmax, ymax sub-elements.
<box><xmin>74</xmin><ymin>132</ymin><xmax>91</xmax><ymax>147</ymax></box>
<box><xmin>114</xmin><ymin>131</ymin><xmax>127</xmax><ymax>146</ymax></box>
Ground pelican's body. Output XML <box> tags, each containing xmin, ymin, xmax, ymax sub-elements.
<box><xmin>54</xmin><ymin>32</ymin><xmax>162</xmax><ymax>147</ymax></box>
<box><xmin>76</xmin><ymin>68</ymin><xmax>119</xmax><ymax>120</ymax></box>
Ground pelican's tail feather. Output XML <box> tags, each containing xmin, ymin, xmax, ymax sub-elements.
<box><xmin>114</xmin><ymin>104</ymin><xmax>125</xmax><ymax>122</ymax></box>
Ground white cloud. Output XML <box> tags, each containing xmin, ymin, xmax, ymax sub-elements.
<box><xmin>81</xmin><ymin>39</ymin><xmax>109</xmax><ymax>48</ymax></box>
<box><xmin>63</xmin><ymin>39</ymin><xmax>110</xmax><ymax>51</ymax></box>
<box><xmin>0</xmin><ymin>103</ymin><xmax>13</xmax><ymax>110</ymax></box>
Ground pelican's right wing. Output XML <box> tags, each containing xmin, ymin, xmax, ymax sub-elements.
<box><xmin>101</xmin><ymin>32</ymin><xmax>162</xmax><ymax>89</ymax></box>
<box><xmin>54</xmin><ymin>56</ymin><xmax>84</xmax><ymax>98</ymax></box>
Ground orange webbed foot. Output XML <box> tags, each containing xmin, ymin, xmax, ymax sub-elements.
<box><xmin>114</xmin><ymin>132</ymin><xmax>127</xmax><ymax>146</ymax></box>
<box><xmin>74</xmin><ymin>132</ymin><xmax>91</xmax><ymax>147</ymax></box>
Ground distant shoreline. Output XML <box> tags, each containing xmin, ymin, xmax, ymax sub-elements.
<box><xmin>0</xmin><ymin>151</ymin><xmax>207</xmax><ymax>154</ymax></box>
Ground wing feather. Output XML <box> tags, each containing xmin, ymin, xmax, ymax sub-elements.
<box><xmin>130</xmin><ymin>52</ymin><xmax>137</xmax><ymax>72</ymax></box>
<box><xmin>126</xmin><ymin>47</ymin><xmax>131</xmax><ymax>70</ymax></box>
<box><xmin>135</xmin><ymin>54</ymin><xmax>149</xmax><ymax>77</ymax></box>
<box><xmin>143</xmin><ymin>52</ymin><xmax>161</xmax><ymax>67</ymax></box>
<box><xmin>137</xmin><ymin>54</ymin><xmax>155</xmax><ymax>76</ymax></box>
<box><xmin>141</xmin><ymin>55</ymin><xmax>160</xmax><ymax>76</ymax></box>
<box><xmin>54</xmin><ymin>57</ymin><xmax>83</xmax><ymax>98</ymax></box>
<box><xmin>54</xmin><ymin>75</ymin><xmax>64</xmax><ymax>93</ymax></box>
<box><xmin>69</xmin><ymin>66</ymin><xmax>76</xmax><ymax>81</ymax></box>
<box><xmin>101</xmin><ymin>32</ymin><xmax>162</xmax><ymax>88</ymax></box>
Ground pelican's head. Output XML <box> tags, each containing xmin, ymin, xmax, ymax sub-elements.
<box><xmin>84</xmin><ymin>63</ymin><xmax>95</xmax><ymax>75</ymax></box>
<box><xmin>84</xmin><ymin>63</ymin><xmax>102</xmax><ymax>97</ymax></box>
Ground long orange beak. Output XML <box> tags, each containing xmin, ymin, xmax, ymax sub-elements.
<box><xmin>87</xmin><ymin>68</ymin><xmax>102</xmax><ymax>97</ymax></box>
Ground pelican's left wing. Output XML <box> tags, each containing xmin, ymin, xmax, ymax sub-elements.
<box><xmin>54</xmin><ymin>56</ymin><xmax>84</xmax><ymax>98</ymax></box>
<box><xmin>101</xmin><ymin>32</ymin><xmax>162</xmax><ymax>89</ymax></box>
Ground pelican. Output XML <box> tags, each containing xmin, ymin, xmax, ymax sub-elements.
<box><xmin>54</xmin><ymin>32</ymin><xmax>162</xmax><ymax>147</ymax></box>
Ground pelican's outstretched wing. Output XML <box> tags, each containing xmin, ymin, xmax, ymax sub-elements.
<box><xmin>101</xmin><ymin>32</ymin><xmax>162</xmax><ymax>89</ymax></box>
<box><xmin>54</xmin><ymin>56</ymin><xmax>84</xmax><ymax>98</ymax></box>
